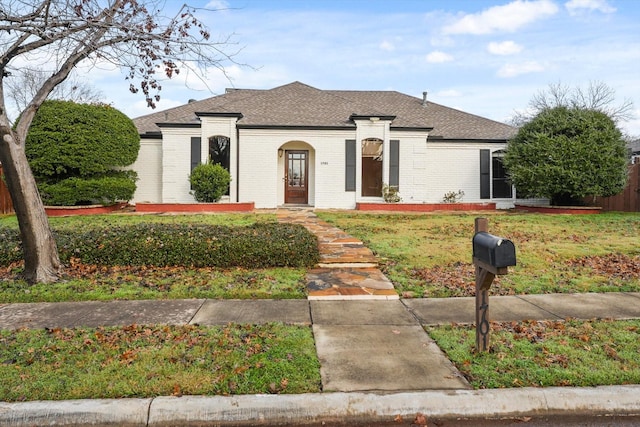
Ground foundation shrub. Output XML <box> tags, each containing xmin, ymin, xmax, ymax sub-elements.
<box><xmin>0</xmin><ymin>223</ymin><xmax>319</xmax><ymax>268</ymax></box>
<box><xmin>38</xmin><ymin>172</ymin><xmax>137</xmax><ymax>206</ymax></box>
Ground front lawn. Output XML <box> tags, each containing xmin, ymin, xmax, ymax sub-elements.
<box><xmin>0</xmin><ymin>323</ymin><xmax>321</xmax><ymax>401</ymax></box>
<box><xmin>0</xmin><ymin>213</ymin><xmax>313</xmax><ymax>302</ymax></box>
<box><xmin>316</xmin><ymin>212</ymin><xmax>640</xmax><ymax>297</ymax></box>
<box><xmin>428</xmin><ymin>319</ymin><xmax>640</xmax><ymax>388</ymax></box>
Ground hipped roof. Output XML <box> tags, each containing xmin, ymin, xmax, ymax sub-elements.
<box><xmin>133</xmin><ymin>81</ymin><xmax>517</xmax><ymax>140</ymax></box>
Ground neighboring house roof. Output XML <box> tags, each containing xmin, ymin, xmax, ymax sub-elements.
<box><xmin>629</xmin><ymin>139</ymin><xmax>640</xmax><ymax>154</ymax></box>
<box><xmin>133</xmin><ymin>81</ymin><xmax>517</xmax><ymax>140</ymax></box>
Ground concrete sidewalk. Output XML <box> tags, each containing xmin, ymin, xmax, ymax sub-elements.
<box><xmin>2</xmin><ymin>294</ymin><xmax>640</xmax><ymax>425</ymax></box>
<box><xmin>3</xmin><ymin>292</ymin><xmax>640</xmax><ymax>331</ymax></box>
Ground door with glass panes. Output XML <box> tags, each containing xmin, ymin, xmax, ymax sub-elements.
<box><xmin>285</xmin><ymin>150</ymin><xmax>308</xmax><ymax>204</ymax></box>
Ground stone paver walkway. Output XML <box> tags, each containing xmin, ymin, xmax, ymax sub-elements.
<box><xmin>276</xmin><ymin>208</ymin><xmax>397</xmax><ymax>300</ymax></box>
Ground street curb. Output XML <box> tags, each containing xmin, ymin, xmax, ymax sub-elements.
<box><xmin>0</xmin><ymin>398</ymin><xmax>151</xmax><ymax>426</ymax></box>
<box><xmin>3</xmin><ymin>385</ymin><xmax>640</xmax><ymax>426</ymax></box>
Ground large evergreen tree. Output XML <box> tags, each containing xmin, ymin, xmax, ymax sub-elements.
<box><xmin>504</xmin><ymin>106</ymin><xmax>628</xmax><ymax>206</ymax></box>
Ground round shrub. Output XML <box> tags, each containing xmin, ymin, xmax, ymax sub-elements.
<box><xmin>189</xmin><ymin>163</ymin><xmax>231</xmax><ymax>202</ymax></box>
<box><xmin>504</xmin><ymin>106</ymin><xmax>628</xmax><ymax>205</ymax></box>
<box><xmin>26</xmin><ymin>100</ymin><xmax>140</xmax><ymax>177</ymax></box>
<box><xmin>24</xmin><ymin>100</ymin><xmax>140</xmax><ymax>205</ymax></box>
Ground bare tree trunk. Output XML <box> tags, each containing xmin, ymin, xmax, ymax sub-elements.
<box><xmin>0</xmin><ymin>128</ymin><xmax>61</xmax><ymax>283</ymax></box>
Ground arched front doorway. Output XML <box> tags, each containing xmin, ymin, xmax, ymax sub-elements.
<box><xmin>285</xmin><ymin>150</ymin><xmax>308</xmax><ymax>204</ymax></box>
<box><xmin>278</xmin><ymin>141</ymin><xmax>315</xmax><ymax>206</ymax></box>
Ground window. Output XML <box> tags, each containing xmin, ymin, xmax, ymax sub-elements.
<box><xmin>209</xmin><ymin>135</ymin><xmax>230</xmax><ymax>195</ymax></box>
<box><xmin>492</xmin><ymin>151</ymin><xmax>512</xmax><ymax>198</ymax></box>
<box><xmin>209</xmin><ymin>135</ymin><xmax>230</xmax><ymax>170</ymax></box>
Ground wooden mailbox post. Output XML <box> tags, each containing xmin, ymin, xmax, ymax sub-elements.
<box><xmin>472</xmin><ymin>218</ymin><xmax>516</xmax><ymax>352</ymax></box>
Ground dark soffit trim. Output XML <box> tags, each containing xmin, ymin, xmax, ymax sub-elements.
<box><xmin>156</xmin><ymin>122</ymin><xmax>202</xmax><ymax>129</ymax></box>
<box><xmin>237</xmin><ymin>124</ymin><xmax>356</xmax><ymax>130</ymax></box>
<box><xmin>349</xmin><ymin>114</ymin><xmax>397</xmax><ymax>121</ymax></box>
<box><xmin>195</xmin><ymin>112</ymin><xmax>244</xmax><ymax>119</ymax></box>
<box><xmin>140</xmin><ymin>132</ymin><xmax>163</xmax><ymax>139</ymax></box>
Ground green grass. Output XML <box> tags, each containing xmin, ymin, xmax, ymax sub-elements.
<box><xmin>427</xmin><ymin>319</ymin><xmax>640</xmax><ymax>389</ymax></box>
<box><xmin>316</xmin><ymin>212</ymin><xmax>640</xmax><ymax>297</ymax></box>
<box><xmin>0</xmin><ymin>265</ymin><xmax>307</xmax><ymax>302</ymax></box>
<box><xmin>0</xmin><ymin>323</ymin><xmax>321</xmax><ymax>401</ymax></box>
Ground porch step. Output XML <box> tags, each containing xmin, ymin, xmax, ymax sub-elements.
<box><xmin>277</xmin><ymin>208</ymin><xmax>398</xmax><ymax>300</ymax></box>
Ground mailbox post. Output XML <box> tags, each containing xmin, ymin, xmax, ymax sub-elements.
<box><xmin>472</xmin><ymin>218</ymin><xmax>516</xmax><ymax>352</ymax></box>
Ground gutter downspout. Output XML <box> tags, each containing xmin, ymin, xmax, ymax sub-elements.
<box><xmin>236</xmin><ymin>126</ymin><xmax>240</xmax><ymax>202</ymax></box>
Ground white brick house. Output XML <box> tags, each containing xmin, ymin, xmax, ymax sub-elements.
<box><xmin>131</xmin><ymin>81</ymin><xmax>518</xmax><ymax>209</ymax></box>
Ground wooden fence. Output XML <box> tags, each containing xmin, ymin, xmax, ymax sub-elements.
<box><xmin>587</xmin><ymin>163</ymin><xmax>640</xmax><ymax>212</ymax></box>
<box><xmin>0</xmin><ymin>165</ymin><xmax>15</xmax><ymax>215</ymax></box>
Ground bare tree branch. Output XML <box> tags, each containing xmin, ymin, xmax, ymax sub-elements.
<box><xmin>512</xmin><ymin>80</ymin><xmax>635</xmax><ymax>125</ymax></box>
<box><xmin>5</xmin><ymin>67</ymin><xmax>103</xmax><ymax>121</ymax></box>
<box><xmin>0</xmin><ymin>0</ymin><xmax>242</xmax><ymax>283</ymax></box>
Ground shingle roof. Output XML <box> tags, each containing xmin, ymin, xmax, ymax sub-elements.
<box><xmin>133</xmin><ymin>81</ymin><xmax>517</xmax><ymax>140</ymax></box>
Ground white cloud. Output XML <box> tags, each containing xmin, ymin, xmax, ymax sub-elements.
<box><xmin>380</xmin><ymin>40</ymin><xmax>395</xmax><ymax>51</ymax></box>
<box><xmin>426</xmin><ymin>51</ymin><xmax>454</xmax><ymax>63</ymax></box>
<box><xmin>497</xmin><ymin>61</ymin><xmax>545</xmax><ymax>77</ymax></box>
<box><xmin>487</xmin><ymin>40</ymin><xmax>523</xmax><ymax>55</ymax></box>
<box><xmin>565</xmin><ymin>0</ymin><xmax>616</xmax><ymax>15</ymax></box>
<box><xmin>443</xmin><ymin>0</ymin><xmax>559</xmax><ymax>35</ymax></box>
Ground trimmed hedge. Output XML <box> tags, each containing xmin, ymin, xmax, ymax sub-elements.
<box><xmin>25</xmin><ymin>101</ymin><xmax>140</xmax><ymax>177</ymax></box>
<box><xmin>38</xmin><ymin>171</ymin><xmax>137</xmax><ymax>206</ymax></box>
<box><xmin>0</xmin><ymin>223</ymin><xmax>319</xmax><ymax>269</ymax></box>
<box><xmin>24</xmin><ymin>100</ymin><xmax>140</xmax><ymax>206</ymax></box>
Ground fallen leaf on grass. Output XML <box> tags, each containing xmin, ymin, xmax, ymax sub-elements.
<box><xmin>604</xmin><ymin>344</ymin><xmax>622</xmax><ymax>361</ymax></box>
<box><xmin>119</xmin><ymin>349</ymin><xmax>137</xmax><ymax>365</ymax></box>
<box><xmin>172</xmin><ymin>384</ymin><xmax>182</xmax><ymax>397</ymax></box>
<box><xmin>567</xmin><ymin>254</ymin><xmax>640</xmax><ymax>280</ymax></box>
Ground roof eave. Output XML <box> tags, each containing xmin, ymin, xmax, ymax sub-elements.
<box><xmin>140</xmin><ymin>131</ymin><xmax>163</xmax><ymax>139</ymax></box>
<box><xmin>428</xmin><ymin>136</ymin><xmax>511</xmax><ymax>143</ymax></box>
<box><xmin>391</xmin><ymin>126</ymin><xmax>434</xmax><ymax>132</ymax></box>
<box><xmin>156</xmin><ymin>122</ymin><xmax>202</xmax><ymax>128</ymax></box>
<box><xmin>349</xmin><ymin>114</ymin><xmax>397</xmax><ymax>121</ymax></box>
<box><xmin>237</xmin><ymin>124</ymin><xmax>356</xmax><ymax>130</ymax></box>
<box><xmin>195</xmin><ymin>112</ymin><xmax>244</xmax><ymax>119</ymax></box>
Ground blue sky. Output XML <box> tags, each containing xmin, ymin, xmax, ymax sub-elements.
<box><xmin>92</xmin><ymin>0</ymin><xmax>640</xmax><ymax>136</ymax></box>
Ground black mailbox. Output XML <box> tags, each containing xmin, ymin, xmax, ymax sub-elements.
<box><xmin>473</xmin><ymin>232</ymin><xmax>516</xmax><ymax>269</ymax></box>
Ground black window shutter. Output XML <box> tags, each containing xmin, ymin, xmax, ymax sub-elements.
<box><xmin>389</xmin><ymin>139</ymin><xmax>400</xmax><ymax>187</ymax></box>
<box><xmin>480</xmin><ymin>149</ymin><xmax>490</xmax><ymax>199</ymax></box>
<box><xmin>345</xmin><ymin>139</ymin><xmax>356</xmax><ymax>191</ymax></box>
<box><xmin>191</xmin><ymin>137</ymin><xmax>201</xmax><ymax>172</ymax></box>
